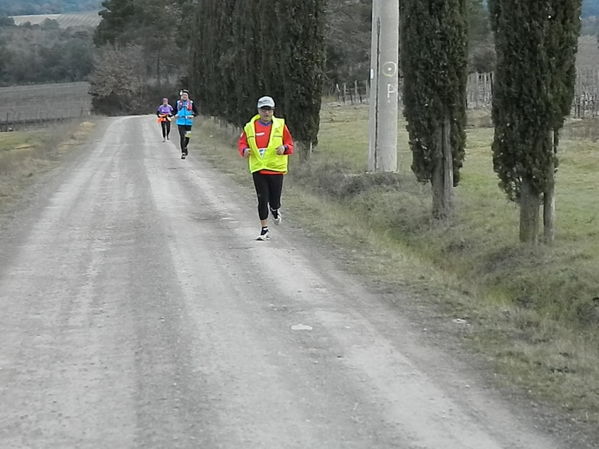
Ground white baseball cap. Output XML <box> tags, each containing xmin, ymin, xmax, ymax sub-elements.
<box><xmin>257</xmin><ymin>96</ymin><xmax>275</xmax><ymax>109</ymax></box>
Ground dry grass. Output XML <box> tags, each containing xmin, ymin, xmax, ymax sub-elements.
<box><xmin>0</xmin><ymin>120</ymin><xmax>95</xmax><ymax>208</ymax></box>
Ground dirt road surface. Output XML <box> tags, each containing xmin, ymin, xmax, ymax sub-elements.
<box><xmin>0</xmin><ymin>117</ymin><xmax>581</xmax><ymax>448</ymax></box>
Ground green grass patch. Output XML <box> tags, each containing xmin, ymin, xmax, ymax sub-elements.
<box><xmin>195</xmin><ymin>106</ymin><xmax>599</xmax><ymax>436</ymax></box>
<box><xmin>310</xmin><ymin>105</ymin><xmax>599</xmax><ymax>326</ymax></box>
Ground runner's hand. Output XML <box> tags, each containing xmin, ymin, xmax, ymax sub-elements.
<box><xmin>243</xmin><ymin>148</ymin><xmax>250</xmax><ymax>158</ymax></box>
<box><xmin>276</xmin><ymin>145</ymin><xmax>286</xmax><ymax>155</ymax></box>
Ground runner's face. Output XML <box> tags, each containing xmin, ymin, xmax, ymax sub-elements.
<box><xmin>181</xmin><ymin>93</ymin><xmax>189</xmax><ymax>101</ymax></box>
<box><xmin>258</xmin><ymin>107</ymin><xmax>273</xmax><ymax>122</ymax></box>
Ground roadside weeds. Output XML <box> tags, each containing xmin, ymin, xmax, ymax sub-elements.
<box><xmin>0</xmin><ymin>120</ymin><xmax>96</xmax><ymax>210</ymax></box>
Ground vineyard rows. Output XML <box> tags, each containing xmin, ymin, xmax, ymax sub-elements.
<box><xmin>0</xmin><ymin>82</ymin><xmax>92</xmax><ymax>130</ymax></box>
<box><xmin>10</xmin><ymin>11</ymin><xmax>101</xmax><ymax>28</ymax></box>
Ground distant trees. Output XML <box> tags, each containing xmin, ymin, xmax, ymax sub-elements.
<box><xmin>94</xmin><ymin>0</ymin><xmax>184</xmax><ymax>86</ymax></box>
<box><xmin>91</xmin><ymin>0</ymin><xmax>187</xmax><ymax>113</ymax></box>
<box><xmin>489</xmin><ymin>0</ymin><xmax>582</xmax><ymax>243</ymax></box>
<box><xmin>89</xmin><ymin>44</ymin><xmax>146</xmax><ymax>114</ymax></box>
<box><xmin>467</xmin><ymin>0</ymin><xmax>495</xmax><ymax>72</ymax></box>
<box><xmin>322</xmin><ymin>0</ymin><xmax>493</xmax><ymax>85</ymax></box>
<box><xmin>0</xmin><ymin>18</ymin><xmax>94</xmax><ymax>85</ymax></box>
<box><xmin>94</xmin><ymin>0</ymin><xmax>136</xmax><ymax>45</ymax></box>
<box><xmin>400</xmin><ymin>0</ymin><xmax>468</xmax><ymax>220</ymax></box>
<box><xmin>0</xmin><ymin>16</ymin><xmax>16</xmax><ymax>27</ymax></box>
<box><xmin>324</xmin><ymin>0</ymin><xmax>371</xmax><ymax>83</ymax></box>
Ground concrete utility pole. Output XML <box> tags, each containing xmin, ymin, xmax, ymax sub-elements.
<box><xmin>368</xmin><ymin>0</ymin><xmax>399</xmax><ymax>172</ymax></box>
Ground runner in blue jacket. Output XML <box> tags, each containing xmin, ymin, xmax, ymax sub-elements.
<box><xmin>174</xmin><ymin>89</ymin><xmax>198</xmax><ymax>159</ymax></box>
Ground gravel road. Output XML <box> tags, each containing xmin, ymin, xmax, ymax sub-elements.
<box><xmin>0</xmin><ymin>116</ymin><xmax>577</xmax><ymax>448</ymax></box>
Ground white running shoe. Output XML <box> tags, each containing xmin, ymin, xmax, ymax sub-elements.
<box><xmin>256</xmin><ymin>228</ymin><xmax>270</xmax><ymax>241</ymax></box>
<box><xmin>271</xmin><ymin>208</ymin><xmax>282</xmax><ymax>225</ymax></box>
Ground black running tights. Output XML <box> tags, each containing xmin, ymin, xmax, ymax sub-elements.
<box><xmin>252</xmin><ymin>172</ymin><xmax>284</xmax><ymax>220</ymax></box>
<box><xmin>160</xmin><ymin>121</ymin><xmax>171</xmax><ymax>138</ymax></box>
<box><xmin>177</xmin><ymin>125</ymin><xmax>192</xmax><ymax>152</ymax></box>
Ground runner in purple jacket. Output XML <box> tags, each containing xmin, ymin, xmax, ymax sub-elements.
<box><xmin>156</xmin><ymin>98</ymin><xmax>174</xmax><ymax>142</ymax></box>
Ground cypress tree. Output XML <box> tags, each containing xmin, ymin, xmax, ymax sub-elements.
<box><xmin>262</xmin><ymin>0</ymin><xmax>325</xmax><ymax>160</ymax></box>
<box><xmin>400</xmin><ymin>0</ymin><xmax>468</xmax><ymax>220</ymax></box>
<box><xmin>190</xmin><ymin>0</ymin><xmax>221</xmax><ymax>116</ymax></box>
<box><xmin>190</xmin><ymin>0</ymin><xmax>241</xmax><ymax>121</ymax></box>
<box><xmin>214</xmin><ymin>0</ymin><xmax>237</xmax><ymax>123</ymax></box>
<box><xmin>189</xmin><ymin>0</ymin><xmax>325</xmax><ymax>159</ymax></box>
<box><xmin>229</xmin><ymin>1</ymin><xmax>264</xmax><ymax>125</ymax></box>
<box><xmin>489</xmin><ymin>0</ymin><xmax>581</xmax><ymax>243</ymax></box>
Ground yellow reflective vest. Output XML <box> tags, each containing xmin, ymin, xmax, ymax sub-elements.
<box><xmin>243</xmin><ymin>115</ymin><xmax>288</xmax><ymax>174</ymax></box>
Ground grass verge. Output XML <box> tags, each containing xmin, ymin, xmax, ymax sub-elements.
<box><xmin>195</xmin><ymin>104</ymin><xmax>599</xmax><ymax>443</ymax></box>
<box><xmin>0</xmin><ymin>120</ymin><xmax>96</xmax><ymax>209</ymax></box>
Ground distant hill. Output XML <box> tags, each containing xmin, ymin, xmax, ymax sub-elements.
<box><xmin>0</xmin><ymin>0</ymin><xmax>101</xmax><ymax>16</ymax></box>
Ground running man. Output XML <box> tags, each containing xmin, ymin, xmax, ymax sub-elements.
<box><xmin>174</xmin><ymin>89</ymin><xmax>198</xmax><ymax>159</ymax></box>
<box><xmin>238</xmin><ymin>96</ymin><xmax>294</xmax><ymax>241</ymax></box>
<box><xmin>156</xmin><ymin>97</ymin><xmax>174</xmax><ymax>142</ymax></box>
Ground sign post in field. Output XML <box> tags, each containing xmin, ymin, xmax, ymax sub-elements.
<box><xmin>368</xmin><ymin>0</ymin><xmax>399</xmax><ymax>172</ymax></box>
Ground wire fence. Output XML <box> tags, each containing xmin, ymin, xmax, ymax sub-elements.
<box><xmin>327</xmin><ymin>80</ymin><xmax>371</xmax><ymax>106</ymax></box>
<box><xmin>573</xmin><ymin>66</ymin><xmax>599</xmax><ymax>118</ymax></box>
<box><xmin>329</xmin><ymin>70</ymin><xmax>599</xmax><ymax>119</ymax></box>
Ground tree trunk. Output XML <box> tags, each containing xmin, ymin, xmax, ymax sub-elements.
<box><xmin>431</xmin><ymin>116</ymin><xmax>453</xmax><ymax>220</ymax></box>
<box><xmin>295</xmin><ymin>140</ymin><xmax>312</xmax><ymax>163</ymax></box>
<box><xmin>543</xmin><ymin>135</ymin><xmax>556</xmax><ymax>244</ymax></box>
<box><xmin>519</xmin><ymin>178</ymin><xmax>540</xmax><ymax>244</ymax></box>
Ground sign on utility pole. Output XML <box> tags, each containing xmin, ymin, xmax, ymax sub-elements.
<box><xmin>368</xmin><ymin>0</ymin><xmax>399</xmax><ymax>172</ymax></box>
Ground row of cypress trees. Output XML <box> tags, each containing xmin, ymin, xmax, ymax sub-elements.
<box><xmin>400</xmin><ymin>0</ymin><xmax>581</xmax><ymax>243</ymax></box>
<box><xmin>94</xmin><ymin>0</ymin><xmax>582</xmax><ymax>244</ymax></box>
<box><xmin>189</xmin><ymin>0</ymin><xmax>326</xmax><ymax>161</ymax></box>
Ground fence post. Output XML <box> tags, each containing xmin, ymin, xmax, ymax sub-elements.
<box><xmin>475</xmin><ymin>73</ymin><xmax>480</xmax><ymax>108</ymax></box>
